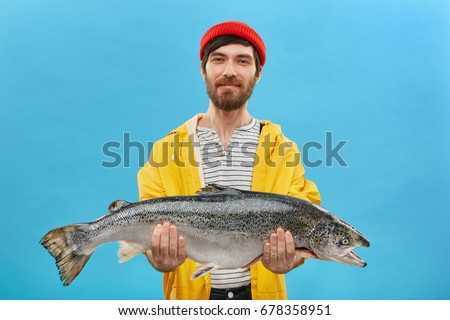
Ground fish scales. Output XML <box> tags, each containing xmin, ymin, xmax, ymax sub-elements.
<box><xmin>40</xmin><ymin>184</ymin><xmax>370</xmax><ymax>286</ymax></box>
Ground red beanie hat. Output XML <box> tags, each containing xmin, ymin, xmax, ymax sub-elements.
<box><xmin>200</xmin><ymin>21</ymin><xmax>266</xmax><ymax>67</ymax></box>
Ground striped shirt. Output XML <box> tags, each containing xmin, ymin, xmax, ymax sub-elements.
<box><xmin>196</xmin><ymin>118</ymin><xmax>260</xmax><ymax>289</ymax></box>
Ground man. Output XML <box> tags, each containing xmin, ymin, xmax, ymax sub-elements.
<box><xmin>137</xmin><ymin>21</ymin><xmax>320</xmax><ymax>300</ymax></box>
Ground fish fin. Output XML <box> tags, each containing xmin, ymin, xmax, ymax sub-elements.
<box><xmin>241</xmin><ymin>254</ymin><xmax>263</xmax><ymax>269</ymax></box>
<box><xmin>108</xmin><ymin>200</ymin><xmax>131</xmax><ymax>213</ymax></box>
<box><xmin>40</xmin><ymin>224</ymin><xmax>93</xmax><ymax>286</ymax></box>
<box><xmin>118</xmin><ymin>241</ymin><xmax>147</xmax><ymax>263</ymax></box>
<box><xmin>196</xmin><ymin>184</ymin><xmax>242</xmax><ymax>196</ymax></box>
<box><xmin>295</xmin><ymin>248</ymin><xmax>319</xmax><ymax>259</ymax></box>
<box><xmin>190</xmin><ymin>264</ymin><xmax>216</xmax><ymax>280</ymax></box>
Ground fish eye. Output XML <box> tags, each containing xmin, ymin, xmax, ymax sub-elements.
<box><xmin>340</xmin><ymin>238</ymin><xmax>349</xmax><ymax>245</ymax></box>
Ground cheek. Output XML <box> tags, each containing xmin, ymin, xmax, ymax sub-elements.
<box><xmin>204</xmin><ymin>64</ymin><xmax>223</xmax><ymax>79</ymax></box>
<box><xmin>204</xmin><ymin>72</ymin><xmax>221</xmax><ymax>86</ymax></box>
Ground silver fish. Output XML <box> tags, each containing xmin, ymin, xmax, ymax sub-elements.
<box><xmin>40</xmin><ymin>184</ymin><xmax>370</xmax><ymax>286</ymax></box>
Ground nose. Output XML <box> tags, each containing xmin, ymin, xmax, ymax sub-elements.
<box><xmin>223</xmin><ymin>61</ymin><xmax>237</xmax><ymax>77</ymax></box>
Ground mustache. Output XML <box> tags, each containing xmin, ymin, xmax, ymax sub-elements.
<box><xmin>215</xmin><ymin>77</ymin><xmax>242</xmax><ymax>87</ymax></box>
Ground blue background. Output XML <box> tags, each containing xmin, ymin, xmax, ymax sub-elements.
<box><xmin>1</xmin><ymin>0</ymin><xmax>449</xmax><ymax>299</ymax></box>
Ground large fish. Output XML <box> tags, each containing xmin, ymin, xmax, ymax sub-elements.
<box><xmin>40</xmin><ymin>185</ymin><xmax>370</xmax><ymax>286</ymax></box>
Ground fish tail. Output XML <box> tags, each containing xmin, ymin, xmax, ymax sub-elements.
<box><xmin>40</xmin><ymin>224</ymin><xmax>92</xmax><ymax>286</ymax></box>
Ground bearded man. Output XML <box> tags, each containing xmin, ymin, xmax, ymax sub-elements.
<box><xmin>137</xmin><ymin>21</ymin><xmax>321</xmax><ymax>300</ymax></box>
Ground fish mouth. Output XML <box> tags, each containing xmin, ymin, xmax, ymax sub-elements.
<box><xmin>313</xmin><ymin>249</ymin><xmax>368</xmax><ymax>267</ymax></box>
<box><xmin>342</xmin><ymin>250</ymin><xmax>367</xmax><ymax>267</ymax></box>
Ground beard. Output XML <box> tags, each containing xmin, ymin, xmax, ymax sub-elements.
<box><xmin>205</xmin><ymin>74</ymin><xmax>257</xmax><ymax>111</ymax></box>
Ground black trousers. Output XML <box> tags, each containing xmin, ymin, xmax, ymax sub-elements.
<box><xmin>209</xmin><ymin>284</ymin><xmax>252</xmax><ymax>300</ymax></box>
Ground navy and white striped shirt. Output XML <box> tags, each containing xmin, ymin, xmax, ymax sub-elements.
<box><xmin>197</xmin><ymin>118</ymin><xmax>260</xmax><ymax>289</ymax></box>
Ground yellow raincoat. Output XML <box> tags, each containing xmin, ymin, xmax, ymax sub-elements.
<box><xmin>137</xmin><ymin>114</ymin><xmax>320</xmax><ymax>299</ymax></box>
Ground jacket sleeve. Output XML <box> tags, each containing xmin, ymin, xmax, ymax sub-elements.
<box><xmin>137</xmin><ymin>141</ymin><xmax>166</xmax><ymax>200</ymax></box>
<box><xmin>286</xmin><ymin>141</ymin><xmax>321</xmax><ymax>205</ymax></box>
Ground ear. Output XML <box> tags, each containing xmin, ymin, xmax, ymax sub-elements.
<box><xmin>200</xmin><ymin>63</ymin><xmax>206</xmax><ymax>81</ymax></box>
<box><xmin>255</xmin><ymin>67</ymin><xmax>263</xmax><ymax>84</ymax></box>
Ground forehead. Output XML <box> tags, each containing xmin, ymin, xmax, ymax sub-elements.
<box><xmin>210</xmin><ymin>43</ymin><xmax>255</xmax><ymax>58</ymax></box>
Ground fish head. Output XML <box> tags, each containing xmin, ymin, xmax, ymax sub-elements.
<box><xmin>309</xmin><ymin>214</ymin><xmax>370</xmax><ymax>267</ymax></box>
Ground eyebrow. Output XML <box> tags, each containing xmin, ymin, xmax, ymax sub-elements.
<box><xmin>209</xmin><ymin>52</ymin><xmax>254</xmax><ymax>61</ymax></box>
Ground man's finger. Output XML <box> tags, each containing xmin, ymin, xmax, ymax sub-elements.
<box><xmin>151</xmin><ymin>224</ymin><xmax>162</xmax><ymax>254</ymax></box>
<box><xmin>277</xmin><ymin>228</ymin><xmax>286</xmax><ymax>263</ymax></box>
<box><xmin>285</xmin><ymin>231</ymin><xmax>295</xmax><ymax>265</ymax></box>
<box><xmin>270</xmin><ymin>233</ymin><xmax>278</xmax><ymax>264</ymax></box>
<box><xmin>169</xmin><ymin>224</ymin><xmax>178</xmax><ymax>258</ymax></box>
<box><xmin>159</xmin><ymin>222</ymin><xmax>171</xmax><ymax>259</ymax></box>
<box><xmin>178</xmin><ymin>236</ymin><xmax>186</xmax><ymax>261</ymax></box>
<box><xmin>263</xmin><ymin>241</ymin><xmax>270</xmax><ymax>264</ymax></box>
<box><xmin>285</xmin><ymin>231</ymin><xmax>295</xmax><ymax>254</ymax></box>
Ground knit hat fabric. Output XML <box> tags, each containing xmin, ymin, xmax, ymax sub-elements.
<box><xmin>200</xmin><ymin>21</ymin><xmax>266</xmax><ymax>67</ymax></box>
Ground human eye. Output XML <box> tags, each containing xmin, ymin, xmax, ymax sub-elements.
<box><xmin>210</xmin><ymin>55</ymin><xmax>224</xmax><ymax>63</ymax></box>
<box><xmin>237</xmin><ymin>56</ymin><xmax>252</xmax><ymax>65</ymax></box>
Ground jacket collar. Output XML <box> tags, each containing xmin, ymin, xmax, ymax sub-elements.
<box><xmin>167</xmin><ymin>114</ymin><xmax>280</xmax><ymax>138</ymax></box>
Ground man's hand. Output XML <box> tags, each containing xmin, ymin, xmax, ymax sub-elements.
<box><xmin>146</xmin><ymin>222</ymin><xmax>186</xmax><ymax>272</ymax></box>
<box><xmin>262</xmin><ymin>228</ymin><xmax>306</xmax><ymax>274</ymax></box>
